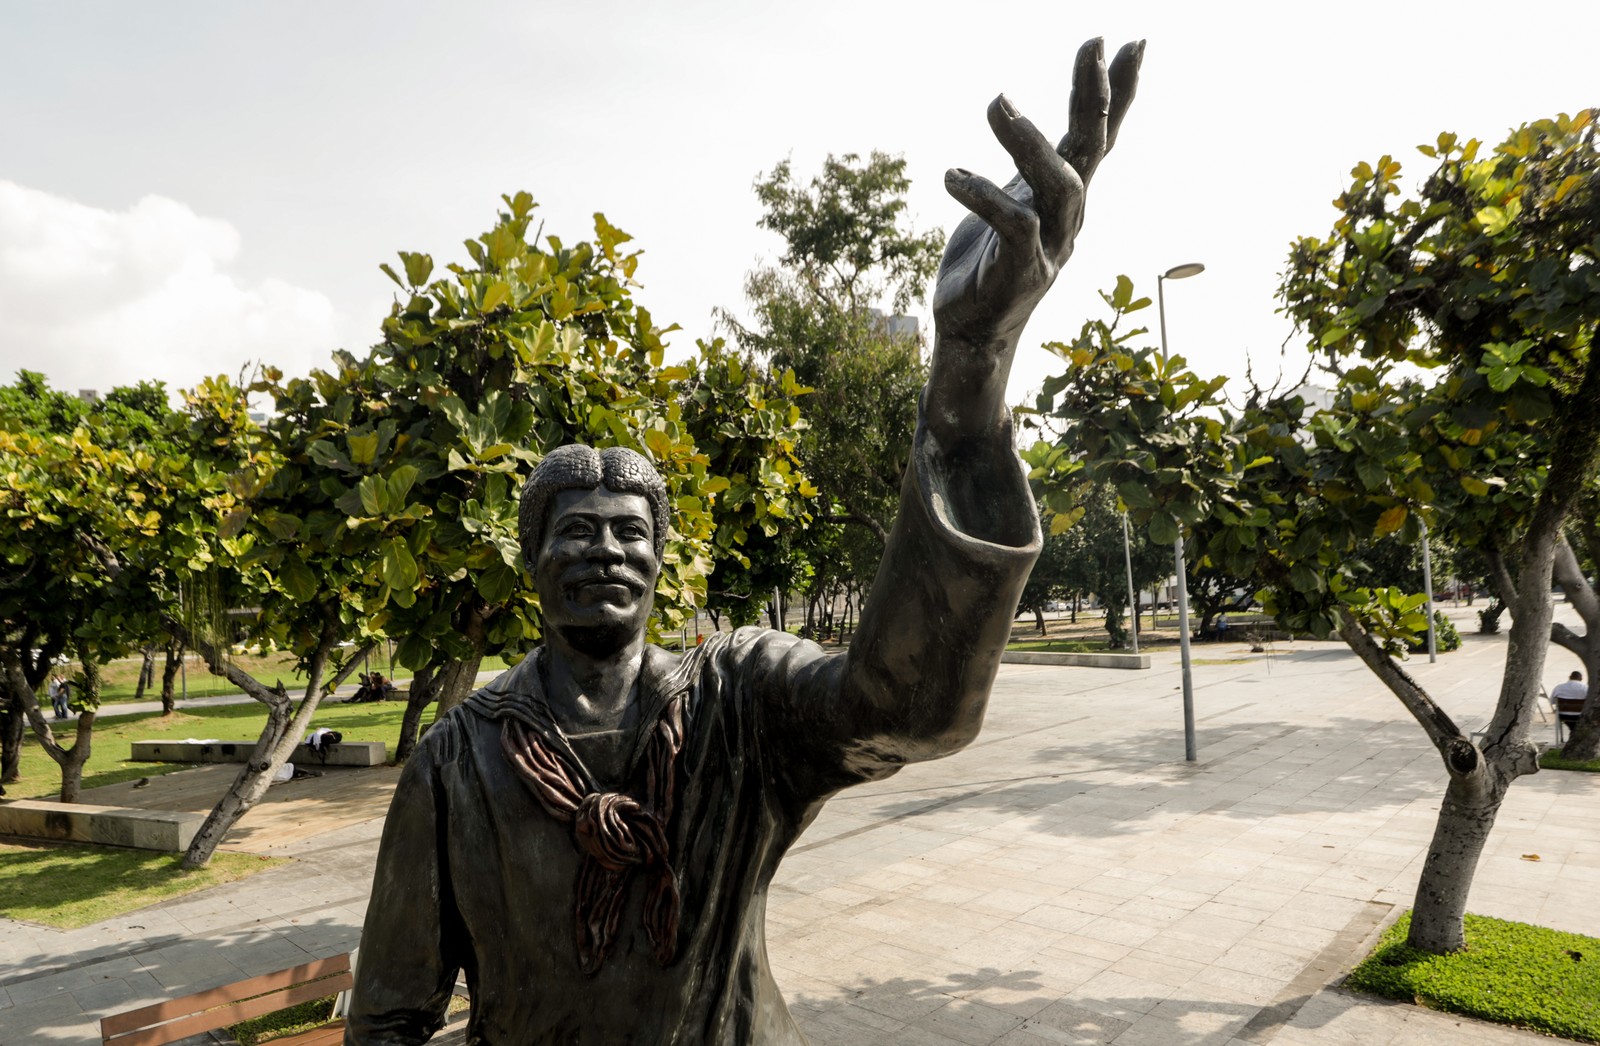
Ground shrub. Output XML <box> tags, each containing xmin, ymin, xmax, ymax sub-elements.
<box><xmin>1406</xmin><ymin>610</ymin><xmax>1462</xmax><ymax>652</ymax></box>
<box><xmin>1347</xmin><ymin>911</ymin><xmax>1599</xmax><ymax>1042</ymax></box>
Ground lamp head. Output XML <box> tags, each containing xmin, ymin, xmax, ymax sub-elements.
<box><xmin>1162</xmin><ymin>262</ymin><xmax>1206</xmax><ymax>280</ymax></box>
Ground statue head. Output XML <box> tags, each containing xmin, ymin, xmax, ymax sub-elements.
<box><xmin>520</xmin><ymin>445</ymin><xmax>668</xmax><ymax>651</ymax></box>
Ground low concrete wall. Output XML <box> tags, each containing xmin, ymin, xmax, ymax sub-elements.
<box><xmin>130</xmin><ymin>740</ymin><xmax>387</xmax><ymax>766</ymax></box>
<box><xmin>1002</xmin><ymin>650</ymin><xmax>1151</xmax><ymax>670</ymax></box>
<box><xmin>0</xmin><ymin>799</ymin><xmax>203</xmax><ymax>851</ymax></box>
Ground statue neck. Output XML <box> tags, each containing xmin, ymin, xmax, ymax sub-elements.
<box><xmin>541</xmin><ymin>632</ymin><xmax>646</xmax><ymax>735</ymax></box>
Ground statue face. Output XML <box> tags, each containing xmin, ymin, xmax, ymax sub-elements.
<box><xmin>534</xmin><ymin>486</ymin><xmax>660</xmax><ymax>647</ymax></box>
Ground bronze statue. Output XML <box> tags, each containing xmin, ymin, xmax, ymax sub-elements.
<box><xmin>347</xmin><ymin>37</ymin><xmax>1143</xmax><ymax>1045</ymax></box>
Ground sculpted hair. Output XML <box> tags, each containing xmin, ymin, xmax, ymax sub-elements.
<box><xmin>519</xmin><ymin>444</ymin><xmax>669</xmax><ymax>565</ymax></box>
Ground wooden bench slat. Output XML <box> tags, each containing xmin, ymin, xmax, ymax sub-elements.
<box><xmin>101</xmin><ymin>955</ymin><xmax>350</xmax><ymax>1043</ymax></box>
<box><xmin>275</xmin><ymin>1023</ymin><xmax>347</xmax><ymax>1046</ymax></box>
<box><xmin>105</xmin><ymin>973</ymin><xmax>352</xmax><ymax>1046</ymax></box>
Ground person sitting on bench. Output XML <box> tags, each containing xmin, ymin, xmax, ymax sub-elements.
<box><xmin>1552</xmin><ymin>670</ymin><xmax>1588</xmax><ymax>731</ymax></box>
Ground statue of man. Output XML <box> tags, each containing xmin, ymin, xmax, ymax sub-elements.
<box><xmin>348</xmin><ymin>38</ymin><xmax>1142</xmax><ymax>1045</ymax></box>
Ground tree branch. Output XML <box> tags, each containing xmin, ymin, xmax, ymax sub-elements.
<box><xmin>1336</xmin><ymin>610</ymin><xmax>1467</xmax><ymax>764</ymax></box>
<box><xmin>1483</xmin><ymin>542</ymin><xmax>1519</xmax><ymax>608</ymax></box>
<box><xmin>1553</xmin><ymin>533</ymin><xmax>1600</xmax><ymax>634</ymax></box>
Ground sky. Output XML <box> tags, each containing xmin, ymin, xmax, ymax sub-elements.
<box><xmin>2</xmin><ymin>0</ymin><xmax>1596</xmax><ymax>414</ymax></box>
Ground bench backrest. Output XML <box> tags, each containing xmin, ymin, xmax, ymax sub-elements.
<box><xmin>101</xmin><ymin>954</ymin><xmax>352</xmax><ymax>1046</ymax></box>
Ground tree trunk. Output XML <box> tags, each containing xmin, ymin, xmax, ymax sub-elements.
<box><xmin>56</xmin><ymin>711</ymin><xmax>96</xmax><ymax>803</ymax></box>
<box><xmin>1103</xmin><ymin>602</ymin><xmax>1127</xmax><ymax>648</ymax></box>
<box><xmin>394</xmin><ymin>664</ymin><xmax>438</xmax><ymax>765</ymax></box>
<box><xmin>1406</xmin><ymin>769</ymin><xmax>1507</xmax><ymax>952</ymax></box>
<box><xmin>1034</xmin><ymin>606</ymin><xmax>1046</xmax><ymax>635</ymax></box>
<box><xmin>1552</xmin><ymin>537</ymin><xmax>1600</xmax><ymax>760</ymax></box>
<box><xmin>1562</xmin><ymin>680</ymin><xmax>1600</xmax><ymax>761</ymax></box>
<box><xmin>182</xmin><ymin>693</ymin><xmax>296</xmax><ymax>868</ymax></box>
<box><xmin>1</xmin><ymin>689</ymin><xmax>25</xmax><ymax>784</ymax></box>
<box><xmin>433</xmin><ymin>655</ymin><xmax>485</xmax><ymax>718</ymax></box>
<box><xmin>56</xmin><ymin>658</ymin><xmax>100</xmax><ymax>802</ymax></box>
<box><xmin>433</xmin><ymin>605</ymin><xmax>490</xmax><ymax>718</ymax></box>
<box><xmin>160</xmin><ymin>635</ymin><xmax>183</xmax><ymax>714</ymax></box>
<box><xmin>6</xmin><ymin>654</ymin><xmax>101</xmax><ymax>803</ymax></box>
<box><xmin>178</xmin><ymin>613</ymin><xmax>342</xmax><ymax>870</ymax></box>
<box><xmin>133</xmin><ymin>646</ymin><xmax>156</xmax><ymax>700</ymax></box>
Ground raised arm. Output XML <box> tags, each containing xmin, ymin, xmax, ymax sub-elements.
<box><xmin>925</xmin><ymin>38</ymin><xmax>1143</xmax><ymax>459</ymax></box>
<box><xmin>762</xmin><ymin>42</ymin><xmax>1145</xmax><ymax>802</ymax></box>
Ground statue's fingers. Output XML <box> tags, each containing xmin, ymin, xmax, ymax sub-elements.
<box><xmin>987</xmin><ymin>94</ymin><xmax>1072</xmax><ymax>207</ymax></box>
<box><xmin>1057</xmin><ymin>38</ymin><xmax>1110</xmax><ymax>186</ymax></box>
<box><xmin>986</xmin><ymin>95</ymin><xmax>1078</xmax><ymax>252</ymax></box>
<box><xmin>944</xmin><ymin>167</ymin><xmax>1039</xmax><ymax>247</ymax></box>
<box><xmin>1104</xmin><ymin>40</ymin><xmax>1145</xmax><ymax>154</ymax></box>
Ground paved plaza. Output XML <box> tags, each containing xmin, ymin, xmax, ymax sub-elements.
<box><xmin>2</xmin><ymin>607</ymin><xmax>1597</xmax><ymax>1045</ymax></box>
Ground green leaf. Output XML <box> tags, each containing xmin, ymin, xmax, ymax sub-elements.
<box><xmin>380</xmin><ymin>538</ymin><xmax>418</xmax><ymax>591</ymax></box>
<box><xmin>481</xmin><ymin>280</ymin><xmax>512</xmax><ymax>313</ymax></box>
<box><xmin>279</xmin><ymin>555</ymin><xmax>317</xmax><ymax>602</ymax></box>
<box><xmin>358</xmin><ymin>475</ymin><xmax>386</xmax><ymax>516</ymax></box>
<box><xmin>1148</xmin><ymin>513</ymin><xmax>1178</xmax><ymax>545</ymax></box>
<box><xmin>347</xmin><ymin>432</ymin><xmax>379</xmax><ymax>467</ymax></box>
<box><xmin>387</xmin><ymin>464</ymin><xmax>419</xmax><ymax>506</ymax></box>
<box><xmin>401</xmin><ymin>251</ymin><xmax>434</xmax><ymax>287</ymax></box>
<box><xmin>1375</xmin><ymin>504</ymin><xmax>1408</xmax><ymax>536</ymax></box>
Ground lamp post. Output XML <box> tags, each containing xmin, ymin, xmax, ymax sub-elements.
<box><xmin>1158</xmin><ymin>262</ymin><xmax>1205</xmax><ymax>762</ymax></box>
<box><xmin>1121</xmin><ymin>512</ymin><xmax>1139</xmax><ymax>655</ymax></box>
<box><xmin>1421</xmin><ymin>519</ymin><xmax>1438</xmax><ymax>663</ymax></box>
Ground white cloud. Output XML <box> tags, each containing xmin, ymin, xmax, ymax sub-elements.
<box><xmin>0</xmin><ymin>182</ymin><xmax>338</xmax><ymax>398</ymax></box>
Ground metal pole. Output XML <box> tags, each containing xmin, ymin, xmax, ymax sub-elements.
<box><xmin>1174</xmin><ymin>538</ymin><xmax>1197</xmax><ymax>761</ymax></box>
<box><xmin>1421</xmin><ymin>519</ymin><xmax>1437</xmax><ymax>663</ymax></box>
<box><xmin>1122</xmin><ymin>512</ymin><xmax>1139</xmax><ymax>655</ymax></box>
<box><xmin>1160</xmin><ymin>272</ymin><xmax>1198</xmax><ymax>761</ymax></box>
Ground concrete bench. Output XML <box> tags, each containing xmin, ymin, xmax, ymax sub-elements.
<box><xmin>129</xmin><ymin>740</ymin><xmax>387</xmax><ymax>766</ymax></box>
<box><xmin>0</xmin><ymin>799</ymin><xmax>203</xmax><ymax>851</ymax></box>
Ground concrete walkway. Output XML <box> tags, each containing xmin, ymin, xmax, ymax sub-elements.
<box><xmin>3</xmin><ymin>609</ymin><xmax>1596</xmax><ymax>1045</ymax></box>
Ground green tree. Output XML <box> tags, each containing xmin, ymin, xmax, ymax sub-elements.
<box><xmin>1028</xmin><ymin>102</ymin><xmax>1599</xmax><ymax>956</ymax></box>
<box><xmin>0</xmin><ymin>413</ymin><xmax>189</xmax><ymax>799</ymax></box>
<box><xmin>723</xmin><ymin>153</ymin><xmax>942</xmax><ymax>626</ymax></box>
<box><xmin>307</xmin><ymin>194</ymin><xmax>809</xmax><ymax>761</ymax></box>
<box><xmin>0</xmin><ymin>373</ymin><xmax>195</xmax><ymax>796</ymax></box>
<box><xmin>677</xmin><ymin>338</ymin><xmax>815</xmax><ymax>630</ymax></box>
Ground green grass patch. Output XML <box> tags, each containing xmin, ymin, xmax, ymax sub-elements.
<box><xmin>228</xmin><ymin>990</ymin><xmax>467</xmax><ymax>1044</ymax></box>
<box><xmin>230</xmin><ymin>994</ymin><xmax>340</xmax><ymax>1046</ymax></box>
<box><xmin>1006</xmin><ymin>639</ymin><xmax>1105</xmax><ymax>653</ymax></box>
<box><xmin>1540</xmin><ymin>750</ymin><xmax>1600</xmax><ymax>772</ymax></box>
<box><xmin>1347</xmin><ymin>911</ymin><xmax>1600</xmax><ymax>1042</ymax></box>
<box><xmin>10</xmin><ymin>701</ymin><xmax>414</xmax><ymax>799</ymax></box>
<box><xmin>0</xmin><ymin>841</ymin><xmax>287</xmax><ymax>929</ymax></box>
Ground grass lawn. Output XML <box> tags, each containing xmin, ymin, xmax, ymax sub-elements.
<box><xmin>82</xmin><ymin>649</ymin><xmax>521</xmax><ymax>704</ymax></box>
<box><xmin>1005</xmin><ymin>639</ymin><xmax>1106</xmax><ymax>653</ymax></box>
<box><xmin>1347</xmin><ymin>911</ymin><xmax>1600</xmax><ymax>1043</ymax></box>
<box><xmin>0</xmin><ymin>841</ymin><xmax>287</xmax><ymax>929</ymax></box>
<box><xmin>1540</xmin><ymin>749</ymin><xmax>1600</xmax><ymax>772</ymax></box>
<box><xmin>228</xmin><ymin>992</ymin><xmax>468</xmax><ymax>1045</ymax></box>
<box><xmin>10</xmin><ymin>701</ymin><xmax>414</xmax><ymax>799</ymax></box>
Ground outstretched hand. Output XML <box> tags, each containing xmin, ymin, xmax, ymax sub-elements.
<box><xmin>932</xmin><ymin>38</ymin><xmax>1143</xmax><ymax>349</ymax></box>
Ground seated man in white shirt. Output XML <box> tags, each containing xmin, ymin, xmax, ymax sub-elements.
<box><xmin>1551</xmin><ymin>670</ymin><xmax>1588</xmax><ymax>732</ymax></box>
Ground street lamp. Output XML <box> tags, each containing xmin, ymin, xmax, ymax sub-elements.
<box><xmin>1158</xmin><ymin>262</ymin><xmax>1205</xmax><ymax>762</ymax></box>
<box><xmin>1121</xmin><ymin>512</ymin><xmax>1139</xmax><ymax>655</ymax></box>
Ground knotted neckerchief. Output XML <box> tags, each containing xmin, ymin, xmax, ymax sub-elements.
<box><xmin>499</xmin><ymin>671</ymin><xmax>687</xmax><ymax>976</ymax></box>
